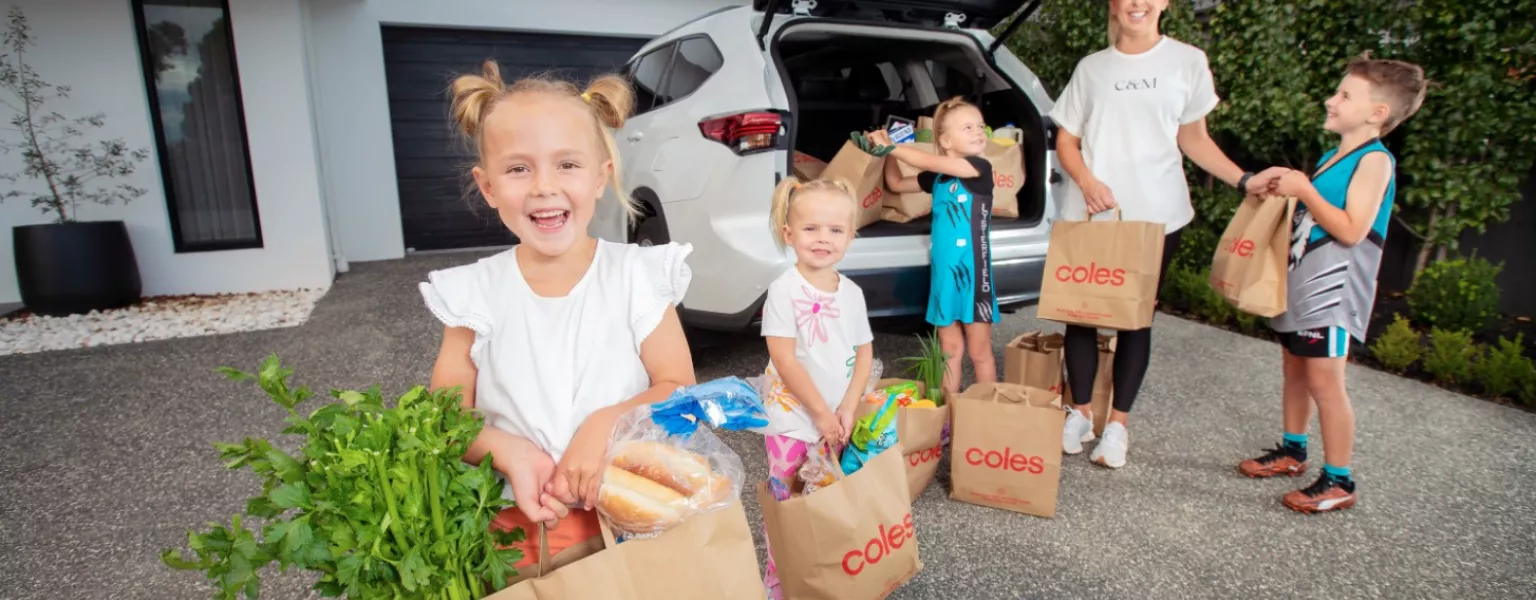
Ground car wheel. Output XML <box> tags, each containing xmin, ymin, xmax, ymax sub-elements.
<box><xmin>631</xmin><ymin>213</ymin><xmax>669</xmax><ymax>247</ymax></box>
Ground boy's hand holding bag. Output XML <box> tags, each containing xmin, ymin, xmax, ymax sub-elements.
<box><xmin>1038</xmin><ymin>208</ymin><xmax>1166</xmax><ymax>330</ymax></box>
<box><xmin>1210</xmin><ymin>194</ymin><xmax>1295</xmax><ymax>317</ymax></box>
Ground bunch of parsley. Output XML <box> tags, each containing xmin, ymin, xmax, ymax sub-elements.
<box><xmin>162</xmin><ymin>354</ymin><xmax>525</xmax><ymax>599</ymax></box>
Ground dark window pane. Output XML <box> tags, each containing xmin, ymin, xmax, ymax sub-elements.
<box><xmin>629</xmin><ymin>45</ymin><xmax>673</xmax><ymax>114</ymax></box>
<box><xmin>663</xmin><ymin>37</ymin><xmax>722</xmax><ymax>100</ymax></box>
<box><xmin>134</xmin><ymin>0</ymin><xmax>261</xmax><ymax>251</ymax></box>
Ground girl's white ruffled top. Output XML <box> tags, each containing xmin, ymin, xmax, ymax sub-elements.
<box><xmin>419</xmin><ymin>240</ymin><xmax>693</xmax><ymax>464</ymax></box>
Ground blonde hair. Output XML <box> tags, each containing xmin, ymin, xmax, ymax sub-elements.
<box><xmin>447</xmin><ymin>59</ymin><xmax>640</xmax><ymax>219</ymax></box>
<box><xmin>931</xmin><ymin>96</ymin><xmax>980</xmax><ymax>157</ymax></box>
<box><xmin>768</xmin><ymin>176</ymin><xmax>858</xmax><ymax>251</ymax></box>
<box><xmin>1346</xmin><ymin>52</ymin><xmax>1428</xmax><ymax>135</ymax></box>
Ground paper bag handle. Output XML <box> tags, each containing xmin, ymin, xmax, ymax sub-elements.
<box><xmin>535</xmin><ymin>522</ymin><xmax>552</xmax><ymax>578</ymax></box>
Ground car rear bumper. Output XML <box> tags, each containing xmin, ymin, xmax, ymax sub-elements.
<box><xmin>678</xmin><ymin>255</ymin><xmax>1045</xmax><ymax>332</ymax></box>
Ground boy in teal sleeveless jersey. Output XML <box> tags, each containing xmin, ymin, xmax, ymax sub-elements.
<box><xmin>1236</xmin><ymin>55</ymin><xmax>1427</xmax><ymax>514</ymax></box>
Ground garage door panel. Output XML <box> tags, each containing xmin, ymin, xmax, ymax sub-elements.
<box><xmin>383</xmin><ymin>26</ymin><xmax>646</xmax><ymax>251</ymax></box>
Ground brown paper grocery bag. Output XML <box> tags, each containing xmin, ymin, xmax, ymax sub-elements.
<box><xmin>488</xmin><ymin>501</ymin><xmax>766</xmax><ymax>600</ymax></box>
<box><xmin>759</xmin><ymin>444</ymin><xmax>922</xmax><ymax>600</ymax></box>
<box><xmin>949</xmin><ymin>383</ymin><xmax>1065</xmax><ymax>518</ymax></box>
<box><xmin>982</xmin><ymin>140</ymin><xmax>1023</xmax><ymax>219</ymax></box>
<box><xmin>882</xmin><ymin>142</ymin><xmax>935</xmax><ymax>223</ymax></box>
<box><xmin>821</xmin><ymin>141</ymin><xmax>887</xmax><ymax>229</ymax></box>
<box><xmin>1038</xmin><ymin>210</ymin><xmax>1166</xmax><ymax>330</ymax></box>
<box><xmin>1001</xmin><ymin>332</ymin><xmax>1065</xmax><ymax>394</ymax></box>
<box><xmin>857</xmin><ymin>396</ymin><xmax>951</xmax><ymax>501</ymax></box>
<box><xmin>793</xmin><ymin>150</ymin><xmax>829</xmax><ymax>180</ymax></box>
<box><xmin>1210</xmin><ymin>195</ymin><xmax>1295</xmax><ymax>317</ymax></box>
<box><xmin>1063</xmin><ymin>334</ymin><xmax>1116</xmax><ymax>437</ymax></box>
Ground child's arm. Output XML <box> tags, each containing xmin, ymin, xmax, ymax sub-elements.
<box><xmin>554</xmin><ymin>305</ymin><xmax>697</xmax><ymax>509</ymax></box>
<box><xmin>835</xmin><ymin>343</ymin><xmax>875</xmax><ymax>436</ymax></box>
<box><xmin>431</xmin><ymin>326</ymin><xmax>567</xmax><ymax>524</ymax></box>
<box><xmin>884</xmin><ymin>154</ymin><xmax>921</xmax><ymax>194</ymax></box>
<box><xmin>767</xmin><ymin>336</ymin><xmax>841</xmax><ymax>437</ymax></box>
<box><xmin>887</xmin><ymin>145</ymin><xmax>981</xmax><ymax>179</ymax></box>
<box><xmin>1274</xmin><ymin>153</ymin><xmax>1392</xmax><ymax>246</ymax></box>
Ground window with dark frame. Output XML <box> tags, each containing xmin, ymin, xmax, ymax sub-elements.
<box><xmin>132</xmin><ymin>0</ymin><xmax>262</xmax><ymax>252</ymax></box>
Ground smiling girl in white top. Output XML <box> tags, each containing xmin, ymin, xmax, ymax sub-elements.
<box><xmin>1049</xmin><ymin>0</ymin><xmax>1276</xmax><ymax>469</ymax></box>
<box><xmin>420</xmin><ymin>60</ymin><xmax>695</xmax><ymax>569</ymax></box>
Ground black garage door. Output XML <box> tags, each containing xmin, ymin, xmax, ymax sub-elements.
<box><xmin>381</xmin><ymin>27</ymin><xmax>648</xmax><ymax>251</ymax></box>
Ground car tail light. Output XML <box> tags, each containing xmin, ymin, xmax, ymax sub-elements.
<box><xmin>699</xmin><ymin>111</ymin><xmax>783</xmax><ymax>155</ymax></box>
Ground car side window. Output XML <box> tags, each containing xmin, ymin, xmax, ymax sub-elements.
<box><xmin>660</xmin><ymin>36</ymin><xmax>724</xmax><ymax>103</ymax></box>
<box><xmin>629</xmin><ymin>43</ymin><xmax>675</xmax><ymax>115</ymax></box>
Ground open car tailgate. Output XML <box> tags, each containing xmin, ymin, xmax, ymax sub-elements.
<box><xmin>752</xmin><ymin>0</ymin><xmax>1035</xmax><ymax>30</ymax></box>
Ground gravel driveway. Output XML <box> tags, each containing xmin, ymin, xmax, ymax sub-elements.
<box><xmin>2</xmin><ymin>250</ymin><xmax>1532</xmax><ymax>600</ymax></box>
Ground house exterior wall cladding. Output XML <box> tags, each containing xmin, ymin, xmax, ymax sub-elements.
<box><xmin>0</xmin><ymin>0</ymin><xmax>331</xmax><ymax>305</ymax></box>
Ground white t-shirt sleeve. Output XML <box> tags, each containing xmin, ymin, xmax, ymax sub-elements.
<box><xmin>760</xmin><ymin>275</ymin><xmax>797</xmax><ymax>339</ymax></box>
<box><xmin>1180</xmin><ymin>49</ymin><xmax>1220</xmax><ymax>125</ymax></box>
<box><xmin>419</xmin><ymin>261</ymin><xmax>493</xmax><ymax>337</ymax></box>
<box><xmin>628</xmin><ymin>242</ymin><xmax>695</xmax><ymax>352</ymax></box>
<box><xmin>1048</xmin><ymin>58</ymin><xmax>1091</xmax><ymax>137</ymax></box>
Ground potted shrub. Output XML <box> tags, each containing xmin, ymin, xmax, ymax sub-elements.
<box><xmin>1</xmin><ymin>7</ymin><xmax>149</xmax><ymax>316</ymax></box>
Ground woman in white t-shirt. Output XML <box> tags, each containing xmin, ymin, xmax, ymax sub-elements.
<box><xmin>421</xmin><ymin>61</ymin><xmax>696</xmax><ymax>570</ymax></box>
<box><xmin>1049</xmin><ymin>0</ymin><xmax>1276</xmax><ymax>469</ymax></box>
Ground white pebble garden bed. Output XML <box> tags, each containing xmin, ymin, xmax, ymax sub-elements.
<box><xmin>0</xmin><ymin>288</ymin><xmax>329</xmax><ymax>356</ymax></box>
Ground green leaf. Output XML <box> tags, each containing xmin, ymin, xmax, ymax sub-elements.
<box><xmin>270</xmin><ymin>483</ymin><xmax>313</xmax><ymax>510</ymax></box>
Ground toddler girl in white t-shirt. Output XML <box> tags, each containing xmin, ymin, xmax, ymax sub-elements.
<box><xmin>419</xmin><ymin>60</ymin><xmax>696</xmax><ymax>570</ymax></box>
<box><xmin>755</xmin><ymin>176</ymin><xmax>875</xmax><ymax>600</ymax></box>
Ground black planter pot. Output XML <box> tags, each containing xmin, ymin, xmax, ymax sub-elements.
<box><xmin>14</xmin><ymin>220</ymin><xmax>142</xmax><ymax>317</ymax></box>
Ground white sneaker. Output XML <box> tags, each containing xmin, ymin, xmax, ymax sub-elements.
<box><xmin>1091</xmin><ymin>422</ymin><xmax>1128</xmax><ymax>468</ymax></box>
<box><xmin>1062</xmin><ymin>408</ymin><xmax>1095</xmax><ymax>455</ymax></box>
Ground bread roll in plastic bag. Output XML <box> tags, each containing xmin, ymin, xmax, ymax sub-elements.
<box><xmin>598</xmin><ymin>377</ymin><xmax>769</xmax><ymax>538</ymax></box>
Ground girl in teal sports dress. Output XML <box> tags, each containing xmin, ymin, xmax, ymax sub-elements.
<box><xmin>867</xmin><ymin>97</ymin><xmax>1003</xmax><ymax>396</ymax></box>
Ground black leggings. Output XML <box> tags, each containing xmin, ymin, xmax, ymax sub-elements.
<box><xmin>1064</xmin><ymin>229</ymin><xmax>1183</xmax><ymax>414</ymax></box>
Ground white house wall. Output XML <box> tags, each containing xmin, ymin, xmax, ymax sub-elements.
<box><xmin>304</xmin><ymin>0</ymin><xmax>742</xmax><ymax>264</ymax></box>
<box><xmin>0</xmin><ymin>0</ymin><xmax>332</xmax><ymax>305</ymax></box>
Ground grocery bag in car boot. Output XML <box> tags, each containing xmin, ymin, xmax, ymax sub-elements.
<box><xmin>982</xmin><ymin>140</ymin><xmax>1023</xmax><ymax>219</ymax></box>
<box><xmin>759</xmin><ymin>444</ymin><xmax>922</xmax><ymax>600</ymax></box>
<box><xmin>882</xmin><ymin>142</ymin><xmax>935</xmax><ymax>223</ymax></box>
<box><xmin>1002</xmin><ymin>332</ymin><xmax>1064</xmax><ymax>393</ymax></box>
<box><xmin>1063</xmin><ymin>334</ymin><xmax>1116</xmax><ymax>437</ymax></box>
<box><xmin>794</xmin><ymin>150</ymin><xmax>829</xmax><ymax>181</ymax></box>
<box><xmin>857</xmin><ymin>384</ymin><xmax>950</xmax><ymax>501</ymax></box>
<box><xmin>949</xmin><ymin>383</ymin><xmax>1065</xmax><ymax>518</ymax></box>
<box><xmin>1210</xmin><ymin>194</ymin><xmax>1295</xmax><ymax>317</ymax></box>
<box><xmin>821</xmin><ymin>140</ymin><xmax>887</xmax><ymax>229</ymax></box>
<box><xmin>489</xmin><ymin>500</ymin><xmax>765</xmax><ymax>600</ymax></box>
<box><xmin>1037</xmin><ymin>209</ymin><xmax>1166</xmax><ymax>330</ymax></box>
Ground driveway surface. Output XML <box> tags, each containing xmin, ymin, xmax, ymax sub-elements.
<box><xmin>2</xmin><ymin>251</ymin><xmax>1532</xmax><ymax>600</ymax></box>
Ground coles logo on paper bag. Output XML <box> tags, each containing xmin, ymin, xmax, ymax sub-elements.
<box><xmin>1220</xmin><ymin>235</ymin><xmax>1256</xmax><ymax>258</ymax></box>
<box><xmin>841</xmin><ymin>513</ymin><xmax>916</xmax><ymax>575</ymax></box>
<box><xmin>994</xmin><ymin>171</ymin><xmax>1018</xmax><ymax>189</ymax></box>
<box><xmin>907</xmin><ymin>444</ymin><xmax>944</xmax><ymax>467</ymax></box>
<box><xmin>963</xmin><ymin>446</ymin><xmax>1046</xmax><ymax>474</ymax></box>
<box><xmin>862</xmin><ymin>187</ymin><xmax>884</xmax><ymax>209</ymax></box>
<box><xmin>1054</xmin><ymin>262</ymin><xmax>1127</xmax><ymax>287</ymax></box>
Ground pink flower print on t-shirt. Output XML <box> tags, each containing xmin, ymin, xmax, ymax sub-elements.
<box><xmin>792</xmin><ymin>285</ymin><xmax>841</xmax><ymax>346</ymax></box>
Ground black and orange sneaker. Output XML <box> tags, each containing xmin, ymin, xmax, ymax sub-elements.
<box><xmin>1283</xmin><ymin>473</ymin><xmax>1357</xmax><ymax>514</ymax></box>
<box><xmin>1237</xmin><ymin>444</ymin><xmax>1308</xmax><ymax>478</ymax></box>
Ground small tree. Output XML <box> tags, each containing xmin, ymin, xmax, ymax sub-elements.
<box><xmin>1393</xmin><ymin>0</ymin><xmax>1536</xmax><ymax>276</ymax></box>
<box><xmin>0</xmin><ymin>6</ymin><xmax>149</xmax><ymax>224</ymax></box>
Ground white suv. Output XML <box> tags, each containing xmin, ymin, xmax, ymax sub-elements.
<box><xmin>617</xmin><ymin>0</ymin><xmax>1065</xmax><ymax>332</ymax></box>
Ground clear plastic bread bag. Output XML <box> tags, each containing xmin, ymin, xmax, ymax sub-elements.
<box><xmin>598</xmin><ymin>376</ymin><xmax>769</xmax><ymax>539</ymax></box>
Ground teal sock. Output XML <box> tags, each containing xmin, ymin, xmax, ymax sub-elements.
<box><xmin>1282</xmin><ymin>432</ymin><xmax>1307</xmax><ymax>451</ymax></box>
<box><xmin>1324</xmin><ymin>464</ymin><xmax>1351</xmax><ymax>481</ymax></box>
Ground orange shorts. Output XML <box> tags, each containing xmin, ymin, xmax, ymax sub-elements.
<box><xmin>490</xmin><ymin>506</ymin><xmax>603</xmax><ymax>569</ymax></box>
